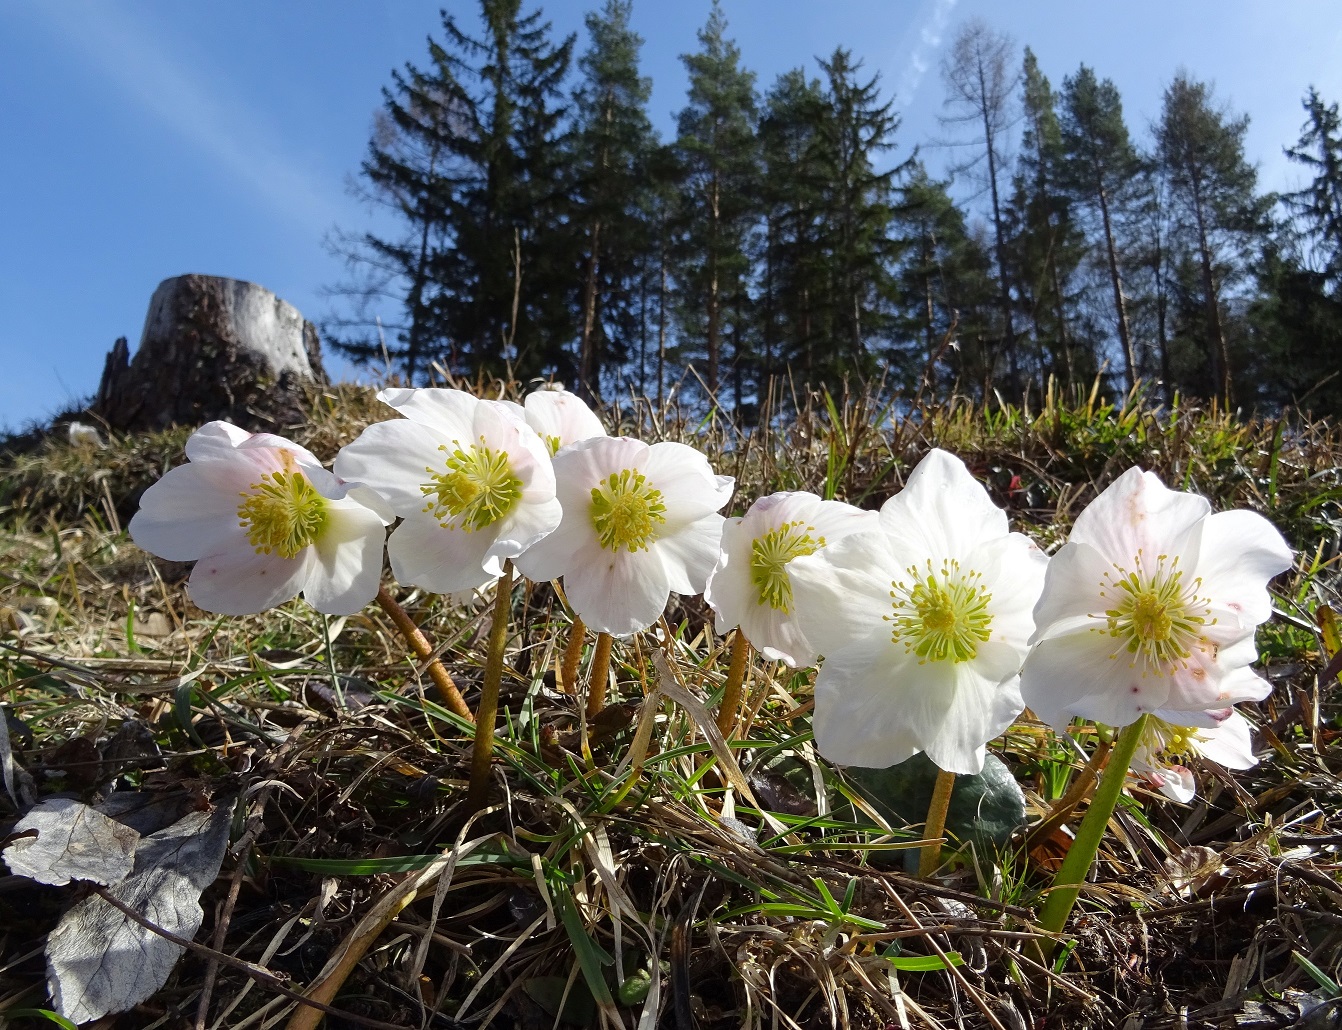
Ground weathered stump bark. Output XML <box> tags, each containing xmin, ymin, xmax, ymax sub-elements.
<box><xmin>93</xmin><ymin>274</ymin><xmax>327</xmax><ymax>433</ymax></box>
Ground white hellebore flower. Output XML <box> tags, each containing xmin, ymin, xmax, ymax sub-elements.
<box><xmin>1020</xmin><ymin>467</ymin><xmax>1293</xmax><ymax>730</ymax></box>
<box><xmin>514</xmin><ymin>436</ymin><xmax>733</xmax><ymax>636</ymax></box>
<box><xmin>704</xmin><ymin>491</ymin><xmax>877</xmax><ymax>667</ymax></box>
<box><xmin>789</xmin><ymin>449</ymin><xmax>1048</xmax><ymax>774</ymax></box>
<box><xmin>523</xmin><ymin>387</ymin><xmax>607</xmax><ymax>455</ymax></box>
<box><xmin>1130</xmin><ymin>707</ymin><xmax>1256</xmax><ymax>803</ymax></box>
<box><xmin>333</xmin><ymin>388</ymin><xmax>561</xmax><ymax>594</ymax></box>
<box><xmin>129</xmin><ymin>421</ymin><xmax>393</xmax><ymax>616</ymax></box>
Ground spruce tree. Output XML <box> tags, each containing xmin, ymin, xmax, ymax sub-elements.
<box><xmin>759</xmin><ymin>69</ymin><xmax>829</xmax><ymax>381</ymax></box>
<box><xmin>892</xmin><ymin>165</ymin><xmax>997</xmax><ymax>395</ymax></box>
<box><xmin>814</xmin><ymin>49</ymin><xmax>906</xmax><ymax>379</ymax></box>
<box><xmin>1058</xmin><ymin>65</ymin><xmax>1145</xmax><ymax>391</ymax></box>
<box><xmin>1155</xmin><ymin>73</ymin><xmax>1269</xmax><ymax>402</ymax></box>
<box><xmin>570</xmin><ymin>0</ymin><xmax>658</xmax><ymax>398</ymax></box>
<box><xmin>1007</xmin><ymin>49</ymin><xmax>1087</xmax><ymax>390</ymax></box>
<box><xmin>332</xmin><ymin>1</ymin><xmax>575</xmax><ymax>382</ymax></box>
<box><xmin>672</xmin><ymin>1</ymin><xmax>759</xmax><ymax>401</ymax></box>
<box><xmin>1284</xmin><ymin>87</ymin><xmax>1342</xmax><ymax>287</ymax></box>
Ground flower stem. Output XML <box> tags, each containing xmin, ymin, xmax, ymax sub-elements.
<box><xmin>1037</xmin><ymin>714</ymin><xmax>1147</xmax><ymax>948</ymax></box>
<box><xmin>559</xmin><ymin>613</ymin><xmax>586</xmax><ymax>693</ymax></box>
<box><xmin>375</xmin><ymin>585</ymin><xmax>473</xmax><ymax>723</ymax></box>
<box><xmin>586</xmin><ymin>631</ymin><xmax>614</xmax><ymax>719</ymax></box>
<box><xmin>918</xmin><ymin>767</ymin><xmax>957</xmax><ymax>877</ymax></box>
<box><xmin>716</xmin><ymin>631</ymin><xmax>751</xmax><ymax>738</ymax></box>
<box><xmin>466</xmin><ymin>561</ymin><xmax>513</xmax><ymax>813</ymax></box>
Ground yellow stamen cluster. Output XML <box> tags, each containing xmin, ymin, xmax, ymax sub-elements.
<box><xmin>750</xmin><ymin>520</ymin><xmax>824</xmax><ymax>613</ymax></box>
<box><xmin>237</xmin><ymin>469</ymin><xmax>329</xmax><ymax>558</ymax></box>
<box><xmin>422</xmin><ymin>441</ymin><xmax>522</xmax><ymax>530</ymax></box>
<box><xmin>589</xmin><ymin>468</ymin><xmax>666</xmax><ymax>552</ymax></box>
<box><xmin>1098</xmin><ymin>551</ymin><xmax>1213</xmax><ymax>669</ymax></box>
<box><xmin>1141</xmin><ymin>716</ymin><xmax>1197</xmax><ymax>762</ymax></box>
<box><xmin>886</xmin><ymin>558</ymin><xmax>993</xmax><ymax>664</ymax></box>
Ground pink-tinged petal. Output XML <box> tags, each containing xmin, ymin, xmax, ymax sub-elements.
<box><xmin>789</xmin><ymin>532</ymin><xmax>901</xmax><ymax>656</ymax></box>
<box><xmin>130</xmin><ymin>461</ymin><xmax>256</xmax><ymax>561</ymax></box>
<box><xmin>1068</xmin><ymin>467</ymin><xmax>1210</xmax><ymax>565</ymax></box>
<box><xmin>238</xmin><ymin>433</ymin><xmax>323</xmax><ymax>469</ymax></box>
<box><xmin>1206</xmin><ymin>663</ymin><xmax>1274</xmax><ymax>706</ymax></box>
<box><xmin>387</xmin><ymin>513</ymin><xmax>500</xmax><ymax>594</ymax></box>
<box><xmin>1193</xmin><ymin>710</ymin><xmax>1257</xmax><ymax>770</ymax></box>
<box><xmin>563</xmin><ymin>548</ymin><xmax>671</xmax><ymax>636</ymax></box>
<box><xmin>1188</xmin><ymin>509</ymin><xmax>1293</xmax><ymax>632</ymax></box>
<box><xmin>1029</xmin><ymin>540</ymin><xmax>1114</xmax><ymax>644</ymax></box>
<box><xmin>188</xmin><ymin>543</ymin><xmax>310</xmax><ymax>615</ymax></box>
<box><xmin>640</xmin><ymin>441</ymin><xmax>733</xmax><ymax>525</ymax></box>
<box><xmin>524</xmin><ymin>388</ymin><xmax>607</xmax><ymax>450</ymax></box>
<box><xmin>377</xmin><ymin>387</ymin><xmax>480</xmax><ymax>436</ymax></box>
<box><xmin>1021</xmin><ymin>627</ymin><xmax>1172</xmax><ymax>728</ymax></box>
<box><xmin>1146</xmin><ymin>764</ymin><xmax>1197</xmax><ymax>803</ymax></box>
<box><xmin>303</xmin><ymin>505</ymin><xmax>387</xmax><ymax>614</ymax></box>
<box><xmin>655</xmin><ymin>514</ymin><xmax>724</xmax><ymax>596</ymax></box>
<box><xmin>333</xmin><ymin>419</ymin><xmax>450</xmax><ymax>515</ymax></box>
<box><xmin>183</xmin><ymin>421</ymin><xmax>253</xmax><ymax>462</ymax></box>
<box><xmin>877</xmin><ymin>449</ymin><xmax>1008</xmax><ymax>559</ymax></box>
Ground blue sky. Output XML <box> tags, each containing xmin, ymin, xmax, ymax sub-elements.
<box><xmin>3</xmin><ymin>1</ymin><xmax>1340</xmax><ymax>431</ymax></box>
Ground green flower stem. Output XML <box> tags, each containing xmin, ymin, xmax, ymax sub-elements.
<box><xmin>560</xmin><ymin>613</ymin><xmax>586</xmax><ymax>694</ymax></box>
<box><xmin>716</xmin><ymin>630</ymin><xmax>751</xmax><ymax>738</ymax></box>
<box><xmin>918</xmin><ymin>767</ymin><xmax>957</xmax><ymax>877</ymax></box>
<box><xmin>586</xmin><ymin>631</ymin><xmax>614</xmax><ymax>719</ymax></box>
<box><xmin>466</xmin><ymin>561</ymin><xmax>514</xmax><ymax>813</ymax></box>
<box><xmin>1037</xmin><ymin>714</ymin><xmax>1148</xmax><ymax>948</ymax></box>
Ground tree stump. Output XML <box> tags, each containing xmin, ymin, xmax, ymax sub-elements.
<box><xmin>93</xmin><ymin>274</ymin><xmax>327</xmax><ymax>433</ymax></box>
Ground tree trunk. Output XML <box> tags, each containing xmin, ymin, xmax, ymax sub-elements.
<box><xmin>1096</xmin><ymin>179</ymin><xmax>1137</xmax><ymax>392</ymax></box>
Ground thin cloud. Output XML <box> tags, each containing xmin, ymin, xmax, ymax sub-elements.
<box><xmin>894</xmin><ymin>0</ymin><xmax>958</xmax><ymax>112</ymax></box>
<box><xmin>21</xmin><ymin>3</ymin><xmax>342</xmax><ymax>235</ymax></box>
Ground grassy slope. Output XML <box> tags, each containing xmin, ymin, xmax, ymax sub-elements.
<box><xmin>1</xmin><ymin>379</ymin><xmax>1339</xmax><ymax>1029</ymax></box>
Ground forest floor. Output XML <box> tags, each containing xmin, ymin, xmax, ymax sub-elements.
<box><xmin>1</xmin><ymin>378</ymin><xmax>1340</xmax><ymax>1030</ymax></box>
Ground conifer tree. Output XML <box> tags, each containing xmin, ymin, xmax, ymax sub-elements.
<box><xmin>332</xmin><ymin>1</ymin><xmax>575</xmax><ymax>382</ymax></box>
<box><xmin>1284</xmin><ymin>87</ymin><xmax>1342</xmax><ymax>286</ymax></box>
<box><xmin>892</xmin><ymin>165</ymin><xmax>997</xmax><ymax>395</ymax></box>
<box><xmin>570</xmin><ymin>0</ymin><xmax>658</xmax><ymax>398</ymax></box>
<box><xmin>672</xmin><ymin>1</ymin><xmax>760</xmax><ymax>401</ymax></box>
<box><xmin>1155</xmin><ymin>73</ymin><xmax>1268</xmax><ymax>402</ymax></box>
<box><xmin>1007</xmin><ymin>49</ymin><xmax>1086</xmax><ymax>389</ymax></box>
<box><xmin>814</xmin><ymin>49</ymin><xmax>906</xmax><ymax>379</ymax></box>
<box><xmin>1058</xmin><ymin>65</ymin><xmax>1145</xmax><ymax>391</ymax></box>
<box><xmin>758</xmin><ymin>69</ymin><xmax>830</xmax><ymax>384</ymax></box>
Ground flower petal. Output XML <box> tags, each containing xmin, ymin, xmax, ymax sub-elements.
<box><xmin>333</xmin><ymin>419</ymin><xmax>449</xmax><ymax>516</ymax></box>
<box><xmin>387</xmin><ymin>512</ymin><xmax>500</xmax><ymax>593</ymax></box>
<box><xmin>377</xmin><ymin>387</ymin><xmax>480</xmax><ymax>435</ymax></box>
<box><xmin>640</xmin><ymin>441</ymin><xmax>733</xmax><ymax>525</ymax></box>
<box><xmin>188</xmin><ymin>543</ymin><xmax>310</xmax><ymax>615</ymax></box>
<box><xmin>563</xmin><ymin>548</ymin><xmax>671</xmax><ymax>636</ymax></box>
<box><xmin>129</xmin><ymin>461</ymin><xmax>256</xmax><ymax>562</ymax></box>
<box><xmin>654</xmin><ymin>513</ymin><xmax>724</xmax><ymax>596</ymax></box>
<box><xmin>1068</xmin><ymin>467</ymin><xmax>1210</xmax><ymax>564</ymax></box>
<box><xmin>1021</xmin><ymin>626</ymin><xmax>1172</xmax><ymax>728</ymax></box>
<box><xmin>304</xmin><ymin>504</ymin><xmax>387</xmax><ymax>614</ymax></box>
<box><xmin>1189</xmin><ymin>509</ymin><xmax>1293</xmax><ymax>633</ymax></box>
<box><xmin>789</xmin><ymin>531</ymin><xmax>901</xmax><ymax>656</ymax></box>
<box><xmin>877</xmin><ymin>449</ymin><xmax>1008</xmax><ymax>559</ymax></box>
